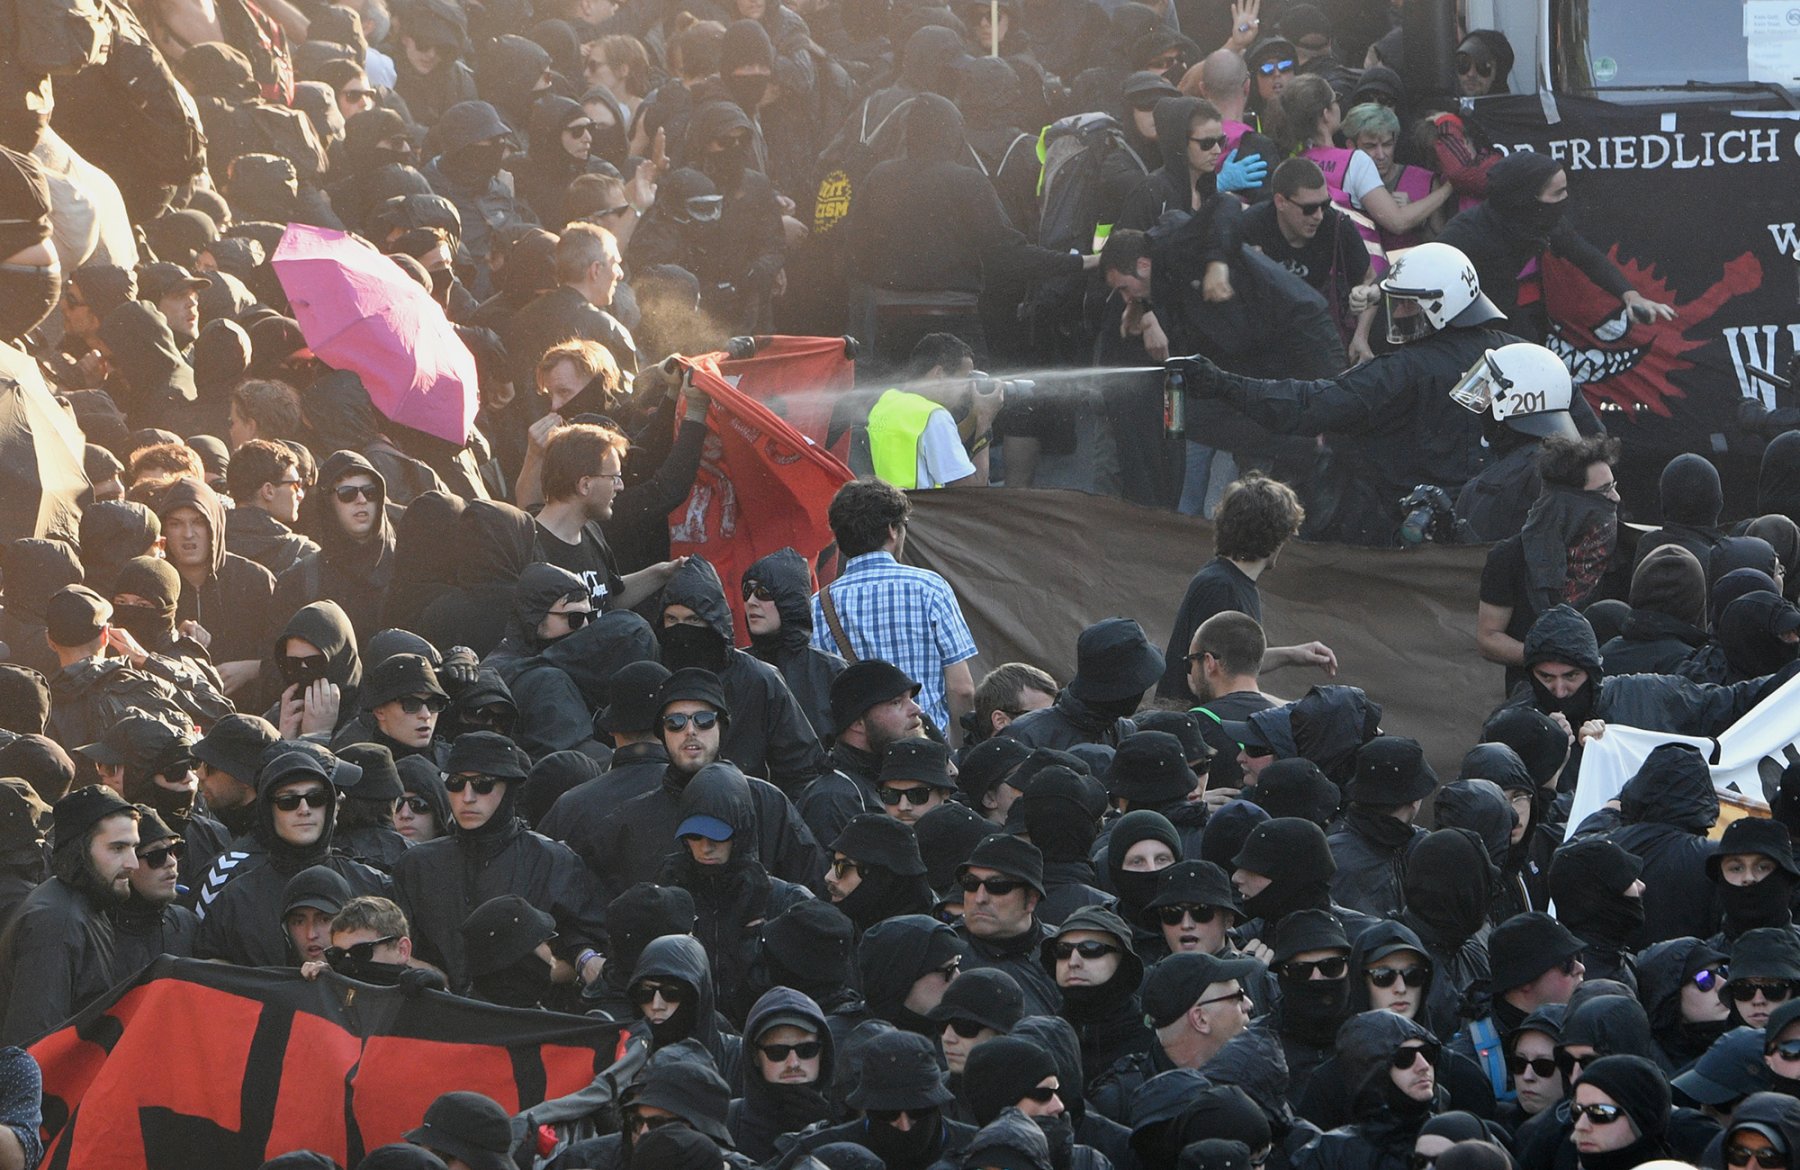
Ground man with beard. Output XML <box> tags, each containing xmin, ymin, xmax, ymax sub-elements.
<box><xmin>530</xmin><ymin>423</ymin><xmax>686</xmax><ymax>613</ymax></box>
<box><xmin>1479</xmin><ymin>435</ymin><xmax>1625</xmax><ymax>694</ymax></box>
<box><xmin>460</xmin><ymin>894</ymin><xmax>559</xmax><ymax>1008</ymax></box>
<box><xmin>658</xmin><ymin>556</ymin><xmax>826</xmax><ymax>790</ymax></box>
<box><xmin>504</xmin><ymin>225</ymin><xmax>638</xmax><ymax>396</ymax></box>
<box><xmin>788</xmin><ymin>1029</ymin><xmax>977</xmax><ymax>1170</ymax></box>
<box><xmin>0</xmin><ymin>787</ymin><xmax>139</xmax><ymax>1044</ymax></box>
<box><xmin>111</xmin><ymin>807</ymin><xmax>199</xmax><ymax>973</ymax></box>
<box><xmin>732</xmin><ymin>987</ymin><xmax>837</xmax><ymax>1160</ymax></box>
<box><xmin>965</xmin><ymin>1036</ymin><xmax>1105</xmax><ymax>1170</ymax></box>
<box><xmin>273</xmin><ymin>454</ymin><xmax>396</xmax><ymax>647</ymax></box>
<box><xmin>586</xmin><ymin>668</ymin><xmax>821</xmax><ymax>899</ymax></box>
<box><xmin>77</xmin><ymin>713</ymin><xmax>231</xmax><ymax>890</ymax></box>
<box><xmin>1002</xmin><ymin>619</ymin><xmax>1164</xmax><ymax>751</ymax></box>
<box><xmin>742</xmin><ymin>548</ymin><xmax>847</xmax><ymax>743</ymax></box>
<box><xmin>156</xmin><ymin>476</ymin><xmax>278</xmax><ymax>695</ymax></box>
<box><xmin>1255</xmin><ymin>909</ymin><xmax>1355</xmax><ymax>1109</ymax></box>
<box><xmin>1089</xmin><ymin>949</ymin><xmax>1258</xmax><ymax>1122</ymax></box>
<box><xmin>391</xmin><ymin>732</ymin><xmax>604</xmax><ymax>993</ymax></box>
<box><xmin>797</xmin><ymin>660</ymin><xmax>923</xmax><ymax>846</ymax></box>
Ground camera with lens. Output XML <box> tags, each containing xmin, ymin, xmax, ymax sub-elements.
<box><xmin>1397</xmin><ymin>485</ymin><xmax>1465</xmax><ymax>546</ymax></box>
<box><xmin>970</xmin><ymin>371</ymin><xmax>1036</xmax><ymax>403</ymax></box>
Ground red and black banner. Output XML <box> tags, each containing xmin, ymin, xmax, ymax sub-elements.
<box><xmin>1468</xmin><ymin>94</ymin><xmax>1800</xmax><ymax>464</ymax></box>
<box><xmin>30</xmin><ymin>957</ymin><xmax>626</xmax><ymax>1170</ymax></box>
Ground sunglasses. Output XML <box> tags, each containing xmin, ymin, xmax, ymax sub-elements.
<box><xmin>829</xmin><ymin>857</ymin><xmax>862</xmax><ymax>879</ymax></box>
<box><xmin>1368</xmin><ymin>965</ymin><xmax>1430</xmax><ymax>989</ymax></box>
<box><xmin>397</xmin><ymin>795</ymin><xmax>432</xmax><ymax>815</ymax></box>
<box><xmin>1769</xmin><ymin>1039</ymin><xmax>1800</xmax><ymax>1061</ymax></box>
<box><xmin>140</xmin><ymin>841</ymin><xmax>186</xmax><ymax>867</ymax></box>
<box><xmin>556</xmin><ymin>608</ymin><xmax>595</xmax><ymax>628</ymax></box>
<box><xmin>1157</xmin><ymin>903</ymin><xmax>1221</xmax><ymax>926</ymax></box>
<box><xmin>342</xmin><ymin>88</ymin><xmax>375</xmax><ymax>102</ymax></box>
<box><xmin>930</xmin><ymin>958</ymin><xmax>961</xmax><ymax>979</ymax></box>
<box><xmin>759</xmin><ymin>1040</ymin><xmax>823</xmax><ymax>1061</ymax></box>
<box><xmin>1021</xmin><ymin>1085</ymin><xmax>1059</xmax><ymax>1104</ymax></box>
<box><xmin>1189</xmin><ymin>134</ymin><xmax>1225</xmax><ymax>150</ymax></box>
<box><xmin>588</xmin><ymin>204</ymin><xmax>634</xmax><ymax>222</ymax></box>
<box><xmin>1391</xmin><ymin>1042</ymin><xmax>1439</xmax><ymax>1070</ymax></box>
<box><xmin>1695</xmin><ymin>967</ymin><xmax>1729</xmax><ymax>993</ymax></box>
<box><xmin>743</xmin><ymin>581</ymin><xmax>776</xmax><ymax>602</ymax></box>
<box><xmin>1196</xmin><ymin>987</ymin><xmax>1251</xmax><ymax>1009</ymax></box>
<box><xmin>879</xmin><ymin>785</ymin><xmax>937</xmax><ymax>807</ymax></box>
<box><xmin>1053</xmin><ymin>940</ymin><xmax>1121</xmax><ymax>961</ymax></box>
<box><xmin>271</xmin><ymin>789</ymin><xmax>331</xmax><ymax>811</ymax></box>
<box><xmin>1729</xmin><ymin>1146</ymin><xmax>1792</xmax><ymax>1170</ymax></box>
<box><xmin>1554</xmin><ymin>1050</ymin><xmax>1592</xmax><ymax>1078</ymax></box>
<box><xmin>631</xmin><ymin>981</ymin><xmax>687</xmax><ymax>1005</ymax></box>
<box><xmin>1730</xmin><ymin>980</ymin><xmax>1800</xmax><ymax>1003</ymax></box>
<box><xmin>1455</xmin><ymin>51</ymin><xmax>1497</xmax><ymax>78</ymax></box>
<box><xmin>333</xmin><ymin>483</ymin><xmax>380</xmax><ymax>503</ymax></box>
<box><xmin>684</xmin><ymin>195</ymin><xmax>724</xmax><ymax>223</ymax></box>
<box><xmin>627</xmin><ymin>1113</ymin><xmax>683</xmax><ymax>1134</ymax></box>
<box><xmin>565</xmin><ymin>122</ymin><xmax>596</xmax><ymax>136</ymax></box>
<box><xmin>1506</xmin><ymin>1054</ymin><xmax>1558</xmax><ymax>1078</ymax></box>
<box><xmin>944</xmin><ymin>1018</ymin><xmax>990</xmax><ymax>1039</ymax></box>
<box><xmin>445</xmin><ymin>775</ymin><xmax>501</xmax><ymax>795</ymax></box>
<box><xmin>397</xmin><ymin>694</ymin><xmax>448</xmax><ymax>715</ymax></box>
<box><xmin>866</xmin><ymin>1109</ymin><xmax>928</xmax><ymax>1124</ymax></box>
<box><xmin>1257</xmin><ymin>58</ymin><xmax>1295</xmax><ymax>75</ymax></box>
<box><xmin>958</xmin><ymin>875</ymin><xmax>1025</xmax><ymax>896</ymax></box>
<box><xmin>1290</xmin><ymin>198</ymin><xmax>1331</xmax><ymax>217</ymax></box>
<box><xmin>1570</xmin><ymin>1102</ymin><xmax>1625</xmax><ymax>1125</ymax></box>
<box><xmin>663</xmin><ymin>710</ymin><xmax>721</xmax><ymax>732</ymax></box>
<box><xmin>1278</xmin><ymin>956</ymin><xmax>1348</xmax><ymax>980</ymax></box>
<box><xmin>325</xmin><ymin>935</ymin><xmax>399</xmax><ymax>965</ymax></box>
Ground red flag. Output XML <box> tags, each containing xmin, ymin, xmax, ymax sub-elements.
<box><xmin>668</xmin><ymin>350</ymin><xmax>854</xmax><ymax>645</ymax></box>
<box><xmin>714</xmin><ymin>335</ymin><xmax>857</xmax><ymax>462</ymax></box>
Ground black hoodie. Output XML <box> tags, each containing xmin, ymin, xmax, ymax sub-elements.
<box><xmin>659</xmin><ymin>556</ymin><xmax>826</xmax><ymax>791</ymax></box>
<box><xmin>416</xmin><ymin>501</ymin><xmax>543</xmax><ymax>658</ymax></box>
<box><xmin>515</xmin><ymin>94</ymin><xmax>611</xmax><ymax>226</ymax></box>
<box><xmin>1294</xmin><ymin>1012</ymin><xmax>1444</xmax><ymax>1170</ymax></box>
<box><xmin>156</xmin><ymin>476</ymin><xmax>278</xmax><ymax>668</ymax></box>
<box><xmin>1761</xmin><ymin>431</ymin><xmax>1800</xmax><ymax>529</ymax></box>
<box><xmin>98</xmin><ymin>302</ymin><xmax>199</xmax><ymax>433</ymax></box>
<box><xmin>680</xmin><ymin>100</ymin><xmax>786</xmax><ymax>331</ymax></box>
<box><xmin>265</xmin><ymin>599</ymin><xmax>363</xmax><ymax>728</ymax></box>
<box><xmin>1634</xmin><ymin>455</ymin><xmax>1725</xmax><ymax>569</ymax></box>
<box><xmin>274</xmin><ymin>451</ymin><xmax>398</xmax><ymax>650</ymax></box>
<box><xmin>1397</xmin><ymin>829</ymin><xmax>1494</xmax><ymax>1040</ymax></box>
<box><xmin>76</xmin><ymin>502</ymin><xmax>161</xmax><ymax>601</ymax></box>
<box><xmin>626</xmin><ymin>933</ymin><xmax>743</xmax><ymax>1085</ymax></box>
<box><xmin>730</xmin><ymin>986</ymin><xmax>839</xmax><ymax>1159</ymax></box>
<box><xmin>380</xmin><ymin>490</ymin><xmax>466</xmax><ymax>635</ymax></box>
<box><xmin>743</xmin><ymin>548</ymin><xmax>846</xmax><ymax>742</ymax></box>
<box><xmin>0</xmin><ymin>538</ymin><xmax>83</xmax><ymax>680</ymax></box>
<box><xmin>1117</xmin><ymin>96</ymin><xmax>1206</xmax><ymax>231</ymax></box>
<box><xmin>508</xmin><ymin>609</ymin><xmax>661</xmax><ymax>758</ymax></box>
<box><xmin>1635</xmin><ymin>937</ymin><xmax>1730</xmax><ymax>1071</ymax></box>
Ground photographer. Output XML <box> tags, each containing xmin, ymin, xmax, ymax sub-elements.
<box><xmin>866</xmin><ymin>334</ymin><xmax>1007</xmax><ymax>489</ymax></box>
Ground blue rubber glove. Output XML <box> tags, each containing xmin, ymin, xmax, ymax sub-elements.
<box><xmin>1215</xmin><ymin>148</ymin><xmax>1269</xmax><ymax>193</ymax></box>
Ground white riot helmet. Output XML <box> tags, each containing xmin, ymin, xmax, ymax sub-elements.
<box><xmin>1379</xmin><ymin>242</ymin><xmax>1505</xmax><ymax>345</ymax></box>
<box><xmin>1449</xmin><ymin>342</ymin><xmax>1579</xmax><ymax>440</ymax></box>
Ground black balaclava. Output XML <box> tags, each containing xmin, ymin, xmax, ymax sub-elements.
<box><xmin>1487</xmin><ymin>150</ymin><xmax>1566</xmax><ymax>242</ymax></box>
<box><xmin>109</xmin><ymin>555</ymin><xmax>183</xmax><ymax>648</ymax></box>
<box><xmin>1105</xmin><ymin>810</ymin><xmax>1181</xmax><ymax>917</ymax></box>
<box><xmin>1549</xmin><ymin>839</ymin><xmax>1644</xmax><ymax>948</ymax></box>
<box><xmin>1660</xmin><ymin>454</ymin><xmax>1724</xmax><ymax>528</ymax></box>
<box><xmin>1571</xmin><ymin>1055</ymin><xmax>1669</xmax><ymax>1170</ymax></box>
<box><xmin>1403</xmin><ymin>829</ymin><xmax>1494</xmax><ymax>950</ymax></box>
<box><xmin>1279</xmin><ymin>970</ymin><xmax>1350</xmax><ymax>1047</ymax></box>
<box><xmin>646</xmin><ymin>979</ymin><xmax>700</xmax><ymax>1047</ymax></box>
<box><xmin>862</xmin><ymin>1107</ymin><xmax>944</xmax><ymax>1168</ymax></box>
<box><xmin>1720</xmin><ymin>592</ymin><xmax>1800</xmax><ymax>680</ymax></box>
<box><xmin>1720</xmin><ymin>870</ymin><xmax>1798</xmax><ymax>938</ymax></box>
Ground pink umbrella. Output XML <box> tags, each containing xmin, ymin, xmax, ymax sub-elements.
<box><xmin>271</xmin><ymin>223</ymin><xmax>478</xmax><ymax>445</ymax></box>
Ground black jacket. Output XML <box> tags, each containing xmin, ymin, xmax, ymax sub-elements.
<box><xmin>46</xmin><ymin>654</ymin><xmax>229</xmax><ymax>752</ymax></box>
<box><xmin>1001</xmin><ymin>693</ymin><xmax>1135</xmax><ymax>752</ymax></box>
<box><xmin>505</xmin><ymin>610</ymin><xmax>662</xmax><ymax>759</ymax></box>
<box><xmin>730</xmin><ymin>986</ymin><xmax>838</xmax><ymax>1160</ymax></box>
<box><xmin>1326</xmin><ymin>812</ymin><xmax>1423</xmax><ymax>921</ymax></box>
<box><xmin>956</xmin><ymin>917</ymin><xmax>1060</xmax><ymax>1016</ymax></box>
<box><xmin>0</xmin><ymin>872</ymin><xmax>123</xmax><ymax>1044</ymax></box>
<box><xmin>1600</xmin><ymin>610</ymin><xmax>1710</xmax><ymax>677</ymax></box>
<box><xmin>795</xmin><ymin>741</ymin><xmax>885</xmax><ymax>849</ymax></box>
<box><xmin>501</xmin><ymin>284</ymin><xmax>638</xmax><ymax>399</ymax></box>
<box><xmin>111</xmin><ymin>896</ymin><xmax>199</xmax><ymax>974</ymax></box>
<box><xmin>1291</xmin><ymin>1014</ymin><xmax>1442</xmax><ymax>1170</ymax></box>
<box><xmin>224</xmin><ymin>505</ymin><xmax>319</xmax><ymax>580</ymax></box>
<box><xmin>660</xmin><ymin>557</ymin><xmax>827</xmax><ymax>790</ymax></box>
<box><xmin>391</xmin><ymin>791</ymin><xmax>603</xmax><ymax>991</ymax></box>
<box><xmin>538</xmin><ymin>741</ymin><xmax>669</xmax><ymax>853</ymax></box>
<box><xmin>1397</xmin><ymin>829</ymin><xmax>1495</xmax><ymax>1042</ymax></box>
<box><xmin>744</xmin><ymin>548</ymin><xmax>847</xmax><ymax>743</ymax></box>
<box><xmin>274</xmin><ymin>451</ymin><xmax>398</xmax><ymax>649</ymax></box>
<box><xmin>1607</xmin><ymin>744</ymin><xmax>1721</xmax><ymax>949</ymax></box>
<box><xmin>263</xmin><ymin>598</ymin><xmax>363</xmax><ymax>730</ymax></box>
<box><xmin>626</xmin><ymin>934</ymin><xmax>744</xmax><ymax>1085</ymax></box>
<box><xmin>157</xmin><ymin>476</ymin><xmax>277</xmax><ymax>666</ymax></box>
<box><xmin>415</xmin><ymin>500</ymin><xmax>543</xmax><ymax>659</ymax></box>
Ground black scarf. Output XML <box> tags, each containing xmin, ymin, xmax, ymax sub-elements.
<box><xmin>1278</xmin><ymin>976</ymin><xmax>1350</xmax><ymax>1047</ymax></box>
<box><xmin>1720</xmin><ymin>873</ymin><xmax>1797</xmax><ymax>939</ymax></box>
<box><xmin>1521</xmin><ymin>486</ymin><xmax>1618</xmax><ymax>614</ymax></box>
<box><xmin>1347</xmin><ymin>807</ymin><xmax>1417</xmax><ymax>852</ymax></box>
<box><xmin>863</xmin><ymin>1111</ymin><xmax>945</xmax><ymax>1170</ymax></box>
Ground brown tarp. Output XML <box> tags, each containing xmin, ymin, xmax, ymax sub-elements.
<box><xmin>903</xmin><ymin>488</ymin><xmax>1507</xmax><ymax>775</ymax></box>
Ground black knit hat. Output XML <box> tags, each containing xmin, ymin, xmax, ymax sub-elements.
<box><xmin>958</xmin><ymin>738</ymin><xmax>1031</xmax><ymax>805</ymax></box>
<box><xmin>1708</xmin><ymin>817</ymin><xmax>1800</xmax><ymax>881</ymax></box>
<box><xmin>445</xmin><ymin>732</ymin><xmax>529</xmax><ymax>780</ymax></box>
<box><xmin>832</xmin><ymin>813</ymin><xmax>928</xmax><ymax>876</ymax></box>
<box><xmin>1346</xmin><ymin>736</ymin><xmax>1437</xmax><ymax>805</ymax></box>
<box><xmin>461</xmin><ymin>894</ymin><xmax>557</xmax><ymax>977</ymax></box>
<box><xmin>964</xmin><ymin>1036</ymin><xmax>1059</xmax><ymax>1125</ymax></box>
<box><xmin>1104</xmin><ymin>732</ymin><xmax>1200</xmax><ymax>805</ymax></box>
<box><xmin>362</xmin><ymin>653</ymin><xmax>447</xmax><ymax>710</ymax></box>
<box><xmin>959</xmin><ymin>833</ymin><xmax>1046</xmax><ymax>895</ymax></box>
<box><xmin>336</xmin><ymin>743</ymin><xmax>404</xmax><ymax>801</ymax></box>
<box><xmin>1575</xmin><ymin>1054</ymin><xmax>1670</xmax><ymax>1140</ymax></box>
<box><xmin>880</xmin><ymin>738</ymin><xmax>954</xmax><ymax>789</ymax></box>
<box><xmin>926</xmin><ymin>966</ymin><xmax>1025</xmax><ymax>1031</ymax></box>
<box><xmin>830</xmin><ymin>660</ymin><xmax>919</xmax><ymax>735</ymax></box>
<box><xmin>1246</xmin><ymin>759</ymin><xmax>1339</xmax><ymax>826</ymax></box>
<box><xmin>1488</xmin><ymin>912</ymin><xmax>1584</xmax><ymax>991</ymax></box>
<box><xmin>658</xmin><ymin>667</ymin><xmax>731</xmax><ymax>722</ymax></box>
<box><xmin>54</xmin><ymin>784</ymin><xmax>136</xmax><ymax>845</ymax></box>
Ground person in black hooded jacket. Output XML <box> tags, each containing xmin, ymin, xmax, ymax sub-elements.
<box><xmin>97</xmin><ymin>301</ymin><xmax>201</xmax><ymax>435</ymax></box>
<box><xmin>539</xmin><ymin>660</ymin><xmax>673</xmax><ymax>852</ymax></box>
<box><xmin>658</xmin><ymin>760</ymin><xmax>812</xmax><ymax>1019</ymax></box>
<box><xmin>391</xmin><ymin>731</ymin><xmax>604</xmax><ymax>992</ymax></box>
<box><xmin>516</xmin><ymin>94</ymin><xmax>613</xmax><ymax>228</ymax></box>
<box><xmin>682</xmin><ymin>100</ymin><xmax>785</xmax><ymax>331</ymax></box>
<box><xmin>743</xmin><ymin>548</ymin><xmax>847</xmax><ymax>743</ymax></box>
<box><xmin>273</xmin><ymin>451</ymin><xmax>398</xmax><ymax>650</ymax></box>
<box><xmin>0</xmin><ymin>539</ymin><xmax>83</xmax><ymax>682</ymax></box>
<box><xmin>504</xmin><ymin>607</ymin><xmax>660</xmax><ymax>758</ymax></box>
<box><xmin>1292</xmin><ymin>1012</ymin><xmax>1444</xmax><ymax>1170</ymax></box>
<box><xmin>1633</xmin><ymin>937</ymin><xmax>1731</xmax><ymax>1072</ymax></box>
<box><xmin>732</xmin><ymin>986</ymin><xmax>839</xmax><ymax>1159</ymax></box>
<box><xmin>157</xmin><ymin>475</ymin><xmax>277</xmax><ymax>691</ymax></box>
<box><xmin>1635</xmin><ymin>455</ymin><xmax>1727</xmax><ymax>570</ymax></box>
<box><xmin>625</xmin><ymin>933</ymin><xmax>744</xmax><ymax>1083</ymax></box>
<box><xmin>964</xmin><ymin>1037</ymin><xmax>1106</xmax><ymax>1170</ymax></box>
<box><xmin>558</xmin><ymin>1039</ymin><xmax>737</xmax><ymax>1170</ymax></box>
<box><xmin>1040</xmin><ymin>906</ymin><xmax>1152</xmax><ymax>1088</ymax></box>
<box><xmin>1549</xmin><ymin>839</ymin><xmax>1646</xmax><ymax>992</ymax></box>
<box><xmin>421</xmin><ymin>100</ymin><xmax>537</xmax><ymax>293</ymax></box>
<box><xmin>1685</xmin><ymin>591</ymin><xmax>1800</xmax><ymax>685</ymax></box>
<box><xmin>304</xmin><ymin>374</ymin><xmax>449</xmax><ymax>506</ymax></box>
<box><xmin>192</xmin><ymin>743</ymin><xmax>393</xmax><ymax>966</ymax></box>
<box><xmin>1230</xmin><ymin>817</ymin><xmax>1380</xmax><ymax>948</ymax></box>
<box><xmin>415</xmin><ymin>500</ymin><xmax>544</xmax><ymax>658</ymax></box>
<box><xmin>1434</xmin><ymin>152</ymin><xmax>1669</xmax><ymax>344</ymax></box>
<box><xmin>1601</xmin><ymin>546</ymin><xmax>1711</xmax><ymax>678</ymax></box>
<box><xmin>1396</xmin><ymin>829</ymin><xmax>1494</xmax><ymax>1042</ymax></box>
<box><xmin>266</xmin><ymin>599</ymin><xmax>362</xmax><ymax>737</ymax></box>
<box><xmin>109</xmin><ymin>555</ymin><xmax>227</xmax><ymax>694</ymax></box>
<box><xmin>855</xmin><ymin>912</ymin><xmax>968</xmax><ymax>1038</ymax></box>
<box><xmin>111</xmin><ymin>806</ymin><xmax>199</xmax><ymax>972</ymax></box>
<box><xmin>1005</xmin><ymin>620</ymin><xmax>1164</xmax><ymax>753</ymax></box>
<box><xmin>1433</xmin><ymin>772</ymin><xmax>1530</xmax><ymax>923</ymax></box>
<box><xmin>824</xmin><ymin>812</ymin><xmax>934</xmax><ymax>935</ymax></box>
<box><xmin>333</xmin><ymin>743</ymin><xmax>413</xmax><ymax>872</ymax></box>
<box><xmin>657</xmin><ymin>555</ymin><xmax>826</xmax><ymax>790</ymax></box>
<box><xmin>379</xmin><ymin>490</ymin><xmax>465</xmax><ymax>637</ymax></box>
<box><xmin>76</xmin><ymin>502</ymin><xmax>161</xmax><ymax>606</ymax></box>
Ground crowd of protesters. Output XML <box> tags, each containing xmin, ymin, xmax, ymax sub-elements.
<box><xmin>3</xmin><ymin>0</ymin><xmax>1800</xmax><ymax>1169</ymax></box>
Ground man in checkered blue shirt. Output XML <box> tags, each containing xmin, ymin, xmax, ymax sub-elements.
<box><xmin>811</xmin><ymin>479</ymin><xmax>978</xmax><ymax>740</ymax></box>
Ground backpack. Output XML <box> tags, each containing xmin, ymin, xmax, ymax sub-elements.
<box><xmin>1021</xmin><ymin>112</ymin><xmax>1146</xmax><ymax>347</ymax></box>
<box><xmin>7</xmin><ymin>0</ymin><xmax>113</xmax><ymax>75</ymax></box>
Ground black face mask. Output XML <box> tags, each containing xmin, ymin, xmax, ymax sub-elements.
<box><xmin>1523</xmin><ymin>198</ymin><xmax>1566</xmax><ymax>238</ymax></box>
<box><xmin>647</xmin><ymin>995</ymin><xmax>699</xmax><ymax>1046</ymax></box>
<box><xmin>111</xmin><ymin>603</ymin><xmax>171</xmax><ymax>645</ymax></box>
<box><xmin>280</xmin><ymin>653</ymin><xmax>331</xmax><ymax>688</ymax></box>
<box><xmin>1720</xmin><ymin>873</ymin><xmax>1796</xmax><ymax>935</ymax></box>
<box><xmin>0</xmin><ymin>262</ymin><xmax>61</xmax><ymax>341</ymax></box>
<box><xmin>658</xmin><ymin>622</ymin><xmax>730</xmax><ymax>672</ymax></box>
<box><xmin>125</xmin><ymin>772</ymin><xmax>196</xmax><ymax>821</ymax></box>
<box><xmin>1277</xmin><ymin>975</ymin><xmax>1350</xmax><ymax>1046</ymax></box>
<box><xmin>1035</xmin><ymin>1114</ymin><xmax>1076</xmax><ymax>1170</ymax></box>
<box><xmin>1110</xmin><ymin>867</ymin><xmax>1163</xmax><ymax>912</ymax></box>
<box><xmin>330</xmin><ymin>954</ymin><xmax>408</xmax><ymax>985</ymax></box>
<box><xmin>699</xmin><ymin>142</ymin><xmax>749</xmax><ymax>191</ymax></box>
<box><xmin>473</xmin><ymin>950</ymin><xmax>553</xmax><ymax>1008</ymax></box>
<box><xmin>725</xmin><ymin>73</ymin><xmax>770</xmax><ymax>112</ymax></box>
<box><xmin>447</xmin><ymin>141</ymin><xmax>506</xmax><ymax>183</ymax></box>
<box><xmin>373</xmin><ymin>143</ymin><xmax>415</xmax><ymax>168</ymax></box>
<box><xmin>863</xmin><ymin>1108</ymin><xmax>942</xmax><ymax>1168</ymax></box>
